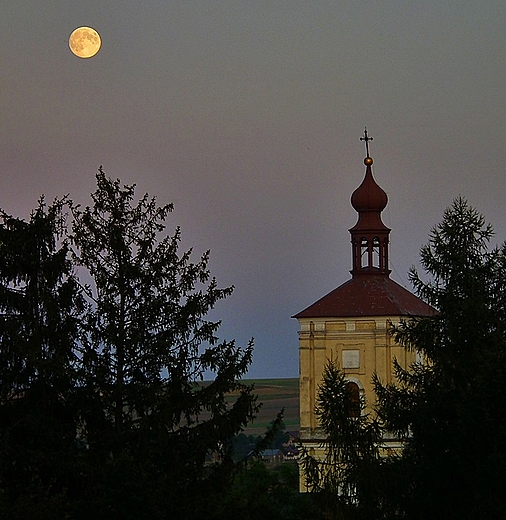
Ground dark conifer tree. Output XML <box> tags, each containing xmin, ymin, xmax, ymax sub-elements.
<box><xmin>0</xmin><ymin>199</ymin><xmax>83</xmax><ymax>517</ymax></box>
<box><xmin>69</xmin><ymin>169</ymin><xmax>258</xmax><ymax>518</ymax></box>
<box><xmin>375</xmin><ymin>197</ymin><xmax>506</xmax><ymax>519</ymax></box>
<box><xmin>301</xmin><ymin>360</ymin><xmax>384</xmax><ymax>520</ymax></box>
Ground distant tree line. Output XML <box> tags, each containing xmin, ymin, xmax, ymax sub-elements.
<box><xmin>231</xmin><ymin>419</ymin><xmax>293</xmax><ymax>461</ymax></box>
<box><xmin>302</xmin><ymin>198</ymin><xmax>506</xmax><ymax>520</ymax></box>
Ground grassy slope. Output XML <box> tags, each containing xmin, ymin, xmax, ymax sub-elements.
<box><xmin>240</xmin><ymin>378</ymin><xmax>299</xmax><ymax>436</ymax></box>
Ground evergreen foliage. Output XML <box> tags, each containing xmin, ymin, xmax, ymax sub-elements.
<box><xmin>0</xmin><ymin>199</ymin><xmax>83</xmax><ymax>517</ymax></box>
<box><xmin>300</xmin><ymin>361</ymin><xmax>386</xmax><ymax>520</ymax></box>
<box><xmin>0</xmin><ymin>170</ymin><xmax>259</xmax><ymax>518</ymax></box>
<box><xmin>375</xmin><ymin>197</ymin><xmax>506</xmax><ymax>519</ymax></box>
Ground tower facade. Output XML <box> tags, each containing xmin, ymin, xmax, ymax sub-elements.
<box><xmin>293</xmin><ymin>132</ymin><xmax>434</xmax><ymax>487</ymax></box>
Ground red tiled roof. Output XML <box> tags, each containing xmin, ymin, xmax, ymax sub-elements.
<box><xmin>293</xmin><ymin>275</ymin><xmax>436</xmax><ymax>319</ymax></box>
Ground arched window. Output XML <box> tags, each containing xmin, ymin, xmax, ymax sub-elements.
<box><xmin>345</xmin><ymin>381</ymin><xmax>361</xmax><ymax>418</ymax></box>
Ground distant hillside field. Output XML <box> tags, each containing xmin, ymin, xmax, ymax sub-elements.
<box><xmin>240</xmin><ymin>378</ymin><xmax>299</xmax><ymax>436</ymax></box>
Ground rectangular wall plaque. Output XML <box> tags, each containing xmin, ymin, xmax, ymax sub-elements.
<box><xmin>342</xmin><ymin>349</ymin><xmax>360</xmax><ymax>369</ymax></box>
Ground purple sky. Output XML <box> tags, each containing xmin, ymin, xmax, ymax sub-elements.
<box><xmin>1</xmin><ymin>2</ymin><xmax>505</xmax><ymax>378</ymax></box>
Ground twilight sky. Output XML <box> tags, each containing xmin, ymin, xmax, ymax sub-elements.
<box><xmin>1</xmin><ymin>1</ymin><xmax>505</xmax><ymax>378</ymax></box>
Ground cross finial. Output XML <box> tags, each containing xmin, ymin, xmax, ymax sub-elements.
<box><xmin>360</xmin><ymin>127</ymin><xmax>373</xmax><ymax>158</ymax></box>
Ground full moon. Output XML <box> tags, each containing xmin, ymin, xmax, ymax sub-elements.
<box><xmin>69</xmin><ymin>27</ymin><xmax>101</xmax><ymax>59</ymax></box>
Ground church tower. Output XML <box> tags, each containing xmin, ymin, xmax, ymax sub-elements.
<box><xmin>293</xmin><ymin>130</ymin><xmax>434</xmax><ymax>475</ymax></box>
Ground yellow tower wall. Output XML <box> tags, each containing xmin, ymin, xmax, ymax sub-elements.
<box><xmin>298</xmin><ymin>316</ymin><xmax>415</xmax><ymax>442</ymax></box>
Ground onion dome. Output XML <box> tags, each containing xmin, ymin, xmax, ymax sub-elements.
<box><xmin>351</xmin><ymin>157</ymin><xmax>388</xmax><ymax>213</ymax></box>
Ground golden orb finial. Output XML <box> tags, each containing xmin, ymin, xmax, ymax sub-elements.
<box><xmin>364</xmin><ymin>156</ymin><xmax>373</xmax><ymax>165</ymax></box>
